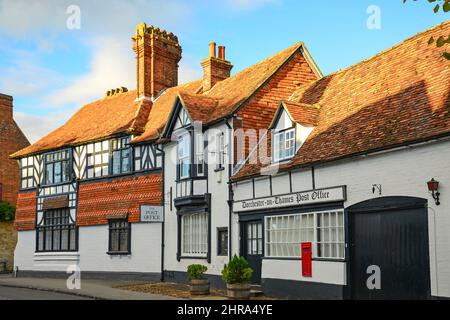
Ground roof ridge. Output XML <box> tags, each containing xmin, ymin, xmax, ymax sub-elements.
<box><xmin>324</xmin><ymin>20</ymin><xmax>450</xmax><ymax>79</ymax></box>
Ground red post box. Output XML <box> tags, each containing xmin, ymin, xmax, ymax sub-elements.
<box><xmin>301</xmin><ymin>242</ymin><xmax>312</xmax><ymax>277</ymax></box>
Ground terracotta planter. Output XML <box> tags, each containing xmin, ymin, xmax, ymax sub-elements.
<box><xmin>226</xmin><ymin>283</ymin><xmax>251</xmax><ymax>300</ymax></box>
<box><xmin>189</xmin><ymin>279</ymin><xmax>210</xmax><ymax>296</ymax></box>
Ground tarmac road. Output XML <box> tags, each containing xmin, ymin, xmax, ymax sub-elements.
<box><xmin>0</xmin><ymin>285</ymin><xmax>92</xmax><ymax>300</ymax></box>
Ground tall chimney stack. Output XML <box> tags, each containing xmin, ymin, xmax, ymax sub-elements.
<box><xmin>0</xmin><ymin>93</ymin><xmax>13</xmax><ymax>120</ymax></box>
<box><xmin>132</xmin><ymin>23</ymin><xmax>182</xmax><ymax>100</ymax></box>
<box><xmin>201</xmin><ymin>43</ymin><xmax>233</xmax><ymax>92</ymax></box>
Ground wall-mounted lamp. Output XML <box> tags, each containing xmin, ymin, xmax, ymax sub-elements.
<box><xmin>427</xmin><ymin>178</ymin><xmax>440</xmax><ymax>206</ymax></box>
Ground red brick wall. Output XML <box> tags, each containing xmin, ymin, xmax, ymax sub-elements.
<box><xmin>14</xmin><ymin>190</ymin><xmax>37</xmax><ymax>231</ymax></box>
<box><xmin>235</xmin><ymin>51</ymin><xmax>318</xmax><ymax>164</ymax></box>
<box><xmin>0</xmin><ymin>93</ymin><xmax>30</xmax><ymax>206</ymax></box>
<box><xmin>77</xmin><ymin>173</ymin><xmax>163</xmax><ymax>226</ymax></box>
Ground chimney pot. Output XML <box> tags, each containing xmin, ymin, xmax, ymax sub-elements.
<box><xmin>209</xmin><ymin>42</ymin><xmax>217</xmax><ymax>58</ymax></box>
<box><xmin>218</xmin><ymin>46</ymin><xmax>226</xmax><ymax>60</ymax></box>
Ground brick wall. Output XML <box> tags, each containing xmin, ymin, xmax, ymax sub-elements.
<box><xmin>0</xmin><ymin>222</ymin><xmax>17</xmax><ymax>271</ymax></box>
<box><xmin>77</xmin><ymin>173</ymin><xmax>163</xmax><ymax>226</ymax></box>
<box><xmin>0</xmin><ymin>93</ymin><xmax>30</xmax><ymax>206</ymax></box>
<box><xmin>235</xmin><ymin>51</ymin><xmax>318</xmax><ymax>163</ymax></box>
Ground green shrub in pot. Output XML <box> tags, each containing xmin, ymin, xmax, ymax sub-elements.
<box><xmin>221</xmin><ymin>255</ymin><xmax>253</xmax><ymax>299</ymax></box>
<box><xmin>187</xmin><ymin>264</ymin><xmax>210</xmax><ymax>296</ymax></box>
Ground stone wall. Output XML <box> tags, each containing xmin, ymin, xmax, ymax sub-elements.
<box><xmin>0</xmin><ymin>222</ymin><xmax>17</xmax><ymax>271</ymax></box>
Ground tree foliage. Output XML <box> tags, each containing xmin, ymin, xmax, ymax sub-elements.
<box><xmin>404</xmin><ymin>0</ymin><xmax>450</xmax><ymax>60</ymax></box>
<box><xmin>0</xmin><ymin>201</ymin><xmax>15</xmax><ymax>222</ymax></box>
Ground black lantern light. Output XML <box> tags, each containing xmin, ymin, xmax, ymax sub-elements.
<box><xmin>427</xmin><ymin>178</ymin><xmax>440</xmax><ymax>206</ymax></box>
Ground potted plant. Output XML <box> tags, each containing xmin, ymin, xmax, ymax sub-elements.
<box><xmin>221</xmin><ymin>255</ymin><xmax>253</xmax><ymax>299</ymax></box>
<box><xmin>187</xmin><ymin>264</ymin><xmax>210</xmax><ymax>296</ymax></box>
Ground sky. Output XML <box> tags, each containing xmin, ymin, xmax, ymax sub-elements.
<box><xmin>0</xmin><ymin>0</ymin><xmax>448</xmax><ymax>143</ymax></box>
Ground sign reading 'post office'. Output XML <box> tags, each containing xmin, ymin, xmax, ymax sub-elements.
<box><xmin>233</xmin><ymin>186</ymin><xmax>346</xmax><ymax>213</ymax></box>
<box><xmin>140</xmin><ymin>205</ymin><xmax>164</xmax><ymax>223</ymax></box>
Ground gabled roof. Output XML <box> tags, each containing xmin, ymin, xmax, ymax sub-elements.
<box><xmin>134</xmin><ymin>42</ymin><xmax>322</xmax><ymax>143</ymax></box>
<box><xmin>269</xmin><ymin>101</ymin><xmax>320</xmax><ymax>129</ymax></box>
<box><xmin>233</xmin><ymin>20</ymin><xmax>450</xmax><ymax>181</ymax></box>
<box><xmin>12</xmin><ymin>40</ymin><xmax>321</xmax><ymax>157</ymax></box>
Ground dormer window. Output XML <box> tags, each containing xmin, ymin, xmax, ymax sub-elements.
<box><xmin>178</xmin><ymin>133</ymin><xmax>191</xmax><ymax>179</ymax></box>
<box><xmin>273</xmin><ymin>128</ymin><xmax>295</xmax><ymax>162</ymax></box>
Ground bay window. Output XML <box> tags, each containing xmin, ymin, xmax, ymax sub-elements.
<box><xmin>265</xmin><ymin>211</ymin><xmax>345</xmax><ymax>259</ymax></box>
<box><xmin>181</xmin><ymin>212</ymin><xmax>208</xmax><ymax>256</ymax></box>
<box><xmin>273</xmin><ymin>128</ymin><xmax>295</xmax><ymax>162</ymax></box>
<box><xmin>178</xmin><ymin>133</ymin><xmax>191</xmax><ymax>179</ymax></box>
<box><xmin>44</xmin><ymin>150</ymin><xmax>71</xmax><ymax>185</ymax></box>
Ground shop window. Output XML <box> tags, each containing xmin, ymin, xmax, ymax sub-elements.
<box><xmin>108</xmin><ymin>219</ymin><xmax>131</xmax><ymax>255</ymax></box>
<box><xmin>181</xmin><ymin>212</ymin><xmax>208</xmax><ymax>257</ymax></box>
<box><xmin>273</xmin><ymin>128</ymin><xmax>295</xmax><ymax>162</ymax></box>
<box><xmin>265</xmin><ymin>211</ymin><xmax>345</xmax><ymax>259</ymax></box>
<box><xmin>217</xmin><ymin>227</ymin><xmax>228</xmax><ymax>256</ymax></box>
<box><xmin>111</xmin><ymin>137</ymin><xmax>131</xmax><ymax>175</ymax></box>
<box><xmin>36</xmin><ymin>209</ymin><xmax>77</xmax><ymax>252</ymax></box>
<box><xmin>44</xmin><ymin>150</ymin><xmax>71</xmax><ymax>185</ymax></box>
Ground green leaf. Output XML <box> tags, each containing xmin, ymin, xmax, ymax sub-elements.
<box><xmin>434</xmin><ymin>4</ymin><xmax>440</xmax><ymax>13</ymax></box>
<box><xmin>443</xmin><ymin>1</ymin><xmax>450</xmax><ymax>12</ymax></box>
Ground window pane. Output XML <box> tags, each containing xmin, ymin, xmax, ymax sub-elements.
<box><xmin>181</xmin><ymin>213</ymin><xmax>207</xmax><ymax>256</ymax></box>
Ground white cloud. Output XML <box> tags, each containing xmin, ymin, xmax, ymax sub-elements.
<box><xmin>14</xmin><ymin>110</ymin><xmax>73</xmax><ymax>143</ymax></box>
<box><xmin>43</xmin><ymin>36</ymin><xmax>135</xmax><ymax>108</ymax></box>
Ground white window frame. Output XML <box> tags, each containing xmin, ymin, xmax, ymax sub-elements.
<box><xmin>265</xmin><ymin>210</ymin><xmax>345</xmax><ymax>259</ymax></box>
<box><xmin>273</xmin><ymin>128</ymin><xmax>295</xmax><ymax>163</ymax></box>
<box><xmin>181</xmin><ymin>212</ymin><xmax>208</xmax><ymax>257</ymax></box>
<box><xmin>195</xmin><ymin>133</ymin><xmax>204</xmax><ymax>176</ymax></box>
<box><xmin>217</xmin><ymin>133</ymin><xmax>225</xmax><ymax>170</ymax></box>
<box><xmin>177</xmin><ymin>133</ymin><xmax>191</xmax><ymax>179</ymax></box>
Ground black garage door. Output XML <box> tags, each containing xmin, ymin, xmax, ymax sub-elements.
<box><xmin>348</xmin><ymin>197</ymin><xmax>431</xmax><ymax>300</ymax></box>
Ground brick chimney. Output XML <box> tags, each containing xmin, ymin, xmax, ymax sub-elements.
<box><xmin>201</xmin><ymin>43</ymin><xmax>233</xmax><ymax>92</ymax></box>
<box><xmin>0</xmin><ymin>93</ymin><xmax>13</xmax><ymax>120</ymax></box>
<box><xmin>132</xmin><ymin>23</ymin><xmax>182</xmax><ymax>100</ymax></box>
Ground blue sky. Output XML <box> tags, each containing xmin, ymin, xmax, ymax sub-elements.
<box><xmin>0</xmin><ymin>0</ymin><xmax>448</xmax><ymax>142</ymax></box>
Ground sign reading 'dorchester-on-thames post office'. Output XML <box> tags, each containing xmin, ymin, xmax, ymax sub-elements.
<box><xmin>233</xmin><ymin>186</ymin><xmax>347</xmax><ymax>213</ymax></box>
<box><xmin>140</xmin><ymin>205</ymin><xmax>164</xmax><ymax>222</ymax></box>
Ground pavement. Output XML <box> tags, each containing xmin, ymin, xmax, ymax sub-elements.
<box><xmin>0</xmin><ymin>274</ymin><xmax>181</xmax><ymax>300</ymax></box>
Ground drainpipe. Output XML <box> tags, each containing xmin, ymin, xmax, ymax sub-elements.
<box><xmin>224</xmin><ymin>118</ymin><xmax>233</xmax><ymax>261</ymax></box>
<box><xmin>156</xmin><ymin>144</ymin><xmax>166</xmax><ymax>282</ymax></box>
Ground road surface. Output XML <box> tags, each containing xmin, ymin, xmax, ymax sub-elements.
<box><xmin>0</xmin><ymin>286</ymin><xmax>92</xmax><ymax>300</ymax></box>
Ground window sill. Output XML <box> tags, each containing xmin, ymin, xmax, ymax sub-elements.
<box><xmin>107</xmin><ymin>251</ymin><xmax>131</xmax><ymax>256</ymax></box>
<box><xmin>40</xmin><ymin>181</ymin><xmax>74</xmax><ymax>188</ymax></box>
<box><xmin>214</xmin><ymin>167</ymin><xmax>225</xmax><ymax>173</ymax></box>
<box><xmin>179</xmin><ymin>256</ymin><xmax>208</xmax><ymax>260</ymax></box>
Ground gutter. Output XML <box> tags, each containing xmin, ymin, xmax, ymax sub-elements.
<box><xmin>224</xmin><ymin>118</ymin><xmax>233</xmax><ymax>261</ymax></box>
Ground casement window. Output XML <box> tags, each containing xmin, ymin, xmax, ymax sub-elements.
<box><xmin>177</xmin><ymin>133</ymin><xmax>191</xmax><ymax>179</ymax></box>
<box><xmin>217</xmin><ymin>227</ymin><xmax>228</xmax><ymax>256</ymax></box>
<box><xmin>195</xmin><ymin>134</ymin><xmax>205</xmax><ymax>176</ymax></box>
<box><xmin>20</xmin><ymin>157</ymin><xmax>35</xmax><ymax>189</ymax></box>
<box><xmin>44</xmin><ymin>150</ymin><xmax>71</xmax><ymax>185</ymax></box>
<box><xmin>265</xmin><ymin>211</ymin><xmax>345</xmax><ymax>259</ymax></box>
<box><xmin>247</xmin><ymin>222</ymin><xmax>263</xmax><ymax>255</ymax></box>
<box><xmin>216</xmin><ymin>133</ymin><xmax>225</xmax><ymax>170</ymax></box>
<box><xmin>86</xmin><ymin>141</ymin><xmax>110</xmax><ymax>178</ymax></box>
<box><xmin>108</xmin><ymin>219</ymin><xmax>131</xmax><ymax>255</ymax></box>
<box><xmin>181</xmin><ymin>212</ymin><xmax>208</xmax><ymax>257</ymax></box>
<box><xmin>273</xmin><ymin>128</ymin><xmax>295</xmax><ymax>162</ymax></box>
<box><xmin>36</xmin><ymin>209</ymin><xmax>77</xmax><ymax>252</ymax></box>
<box><xmin>111</xmin><ymin>137</ymin><xmax>131</xmax><ymax>175</ymax></box>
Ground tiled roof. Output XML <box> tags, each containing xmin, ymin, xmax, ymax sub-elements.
<box><xmin>132</xmin><ymin>81</ymin><xmax>202</xmax><ymax>143</ymax></box>
<box><xmin>233</xmin><ymin>21</ymin><xmax>450</xmax><ymax>181</ymax></box>
<box><xmin>11</xmin><ymin>90</ymin><xmax>141</xmax><ymax>158</ymax></box>
<box><xmin>273</xmin><ymin>101</ymin><xmax>320</xmax><ymax>127</ymax></box>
